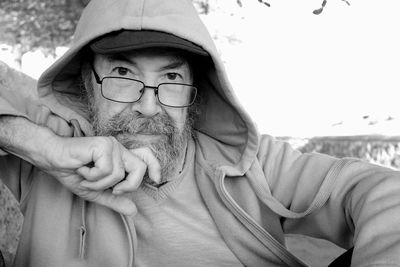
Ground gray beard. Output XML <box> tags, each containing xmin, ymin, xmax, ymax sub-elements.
<box><xmin>91</xmin><ymin>110</ymin><xmax>192</xmax><ymax>184</ymax></box>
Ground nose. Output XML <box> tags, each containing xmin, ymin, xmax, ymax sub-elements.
<box><xmin>131</xmin><ymin>86</ymin><xmax>161</xmax><ymax>117</ymax></box>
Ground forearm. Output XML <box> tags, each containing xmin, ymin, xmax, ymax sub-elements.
<box><xmin>0</xmin><ymin>115</ymin><xmax>160</xmax><ymax>215</ymax></box>
<box><xmin>343</xmin><ymin>163</ymin><xmax>400</xmax><ymax>265</ymax></box>
<box><xmin>0</xmin><ymin>115</ymin><xmax>57</xmax><ymax>166</ymax></box>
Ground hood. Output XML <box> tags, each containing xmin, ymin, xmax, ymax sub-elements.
<box><xmin>37</xmin><ymin>0</ymin><xmax>259</xmax><ymax>175</ymax></box>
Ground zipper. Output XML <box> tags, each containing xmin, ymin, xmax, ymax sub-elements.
<box><xmin>79</xmin><ymin>199</ymin><xmax>87</xmax><ymax>259</ymax></box>
<box><xmin>216</xmin><ymin>170</ymin><xmax>309</xmax><ymax>267</ymax></box>
<box><xmin>71</xmin><ymin>119</ymin><xmax>135</xmax><ymax>265</ymax></box>
<box><xmin>77</xmin><ymin>201</ymin><xmax>135</xmax><ymax>265</ymax></box>
<box><xmin>79</xmin><ymin>225</ymin><xmax>87</xmax><ymax>259</ymax></box>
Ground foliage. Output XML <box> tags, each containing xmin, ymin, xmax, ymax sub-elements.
<box><xmin>300</xmin><ymin>136</ymin><xmax>400</xmax><ymax>169</ymax></box>
<box><xmin>0</xmin><ymin>0</ymin><xmax>351</xmax><ymax>57</ymax></box>
<box><xmin>0</xmin><ymin>182</ymin><xmax>22</xmax><ymax>267</ymax></box>
<box><xmin>0</xmin><ymin>0</ymin><xmax>86</xmax><ymax>56</ymax></box>
<box><xmin>236</xmin><ymin>0</ymin><xmax>270</xmax><ymax>8</ymax></box>
<box><xmin>313</xmin><ymin>0</ymin><xmax>350</xmax><ymax>15</ymax></box>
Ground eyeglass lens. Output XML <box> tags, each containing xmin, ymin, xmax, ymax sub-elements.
<box><xmin>101</xmin><ymin>77</ymin><xmax>196</xmax><ymax>107</ymax></box>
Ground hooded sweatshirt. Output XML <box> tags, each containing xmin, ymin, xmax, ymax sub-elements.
<box><xmin>1</xmin><ymin>0</ymin><xmax>400</xmax><ymax>266</ymax></box>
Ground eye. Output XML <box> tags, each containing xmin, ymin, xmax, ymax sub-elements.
<box><xmin>112</xmin><ymin>67</ymin><xmax>129</xmax><ymax>76</ymax></box>
<box><xmin>166</xmin><ymin>72</ymin><xmax>182</xmax><ymax>81</ymax></box>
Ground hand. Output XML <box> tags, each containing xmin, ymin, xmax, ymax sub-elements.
<box><xmin>38</xmin><ymin>135</ymin><xmax>161</xmax><ymax>215</ymax></box>
<box><xmin>109</xmin><ymin>147</ymin><xmax>162</xmax><ymax>194</ymax></box>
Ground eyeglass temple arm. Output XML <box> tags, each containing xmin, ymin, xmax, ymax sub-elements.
<box><xmin>90</xmin><ymin>62</ymin><xmax>102</xmax><ymax>84</ymax></box>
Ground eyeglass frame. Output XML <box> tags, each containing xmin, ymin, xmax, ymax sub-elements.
<box><xmin>90</xmin><ymin>63</ymin><xmax>198</xmax><ymax>108</ymax></box>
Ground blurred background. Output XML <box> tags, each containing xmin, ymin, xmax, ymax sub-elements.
<box><xmin>1</xmin><ymin>0</ymin><xmax>400</xmax><ymax>266</ymax></box>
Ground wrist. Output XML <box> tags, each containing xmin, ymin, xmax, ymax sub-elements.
<box><xmin>29</xmin><ymin>125</ymin><xmax>61</xmax><ymax>168</ymax></box>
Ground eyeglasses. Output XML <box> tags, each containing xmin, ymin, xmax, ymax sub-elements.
<box><xmin>90</xmin><ymin>64</ymin><xmax>197</xmax><ymax>108</ymax></box>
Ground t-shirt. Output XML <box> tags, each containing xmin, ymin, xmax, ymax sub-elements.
<box><xmin>131</xmin><ymin>139</ymin><xmax>243</xmax><ymax>266</ymax></box>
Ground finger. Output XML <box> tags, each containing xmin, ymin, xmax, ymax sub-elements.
<box><xmin>112</xmin><ymin>148</ymin><xmax>148</xmax><ymax>194</ymax></box>
<box><xmin>112</xmin><ymin>165</ymin><xmax>147</xmax><ymax>194</ymax></box>
<box><xmin>130</xmin><ymin>147</ymin><xmax>162</xmax><ymax>183</ymax></box>
<box><xmin>79</xmin><ymin>139</ymin><xmax>125</xmax><ymax>190</ymax></box>
<box><xmin>77</xmin><ymin>138</ymin><xmax>114</xmax><ymax>181</ymax></box>
<box><xmin>93</xmin><ymin>191</ymin><xmax>137</xmax><ymax>216</ymax></box>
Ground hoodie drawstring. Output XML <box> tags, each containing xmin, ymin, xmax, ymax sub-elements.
<box><xmin>248</xmin><ymin>158</ymin><xmax>357</xmax><ymax>219</ymax></box>
<box><xmin>69</xmin><ymin>119</ymin><xmax>88</xmax><ymax>259</ymax></box>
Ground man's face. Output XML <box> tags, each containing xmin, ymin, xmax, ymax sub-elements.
<box><xmin>87</xmin><ymin>48</ymin><xmax>195</xmax><ymax>182</ymax></box>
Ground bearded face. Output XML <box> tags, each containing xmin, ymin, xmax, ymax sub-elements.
<box><xmin>82</xmin><ymin>49</ymin><xmax>198</xmax><ymax>184</ymax></box>
<box><xmin>91</xmin><ymin>108</ymin><xmax>194</xmax><ymax>184</ymax></box>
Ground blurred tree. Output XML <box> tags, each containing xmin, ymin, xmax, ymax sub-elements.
<box><xmin>313</xmin><ymin>0</ymin><xmax>350</xmax><ymax>15</ymax></box>
<box><xmin>0</xmin><ymin>0</ymin><xmax>349</xmax><ymax>67</ymax></box>
<box><xmin>192</xmin><ymin>0</ymin><xmax>271</xmax><ymax>14</ymax></box>
<box><xmin>192</xmin><ymin>0</ymin><xmax>210</xmax><ymax>14</ymax></box>
<box><xmin>0</xmin><ymin>0</ymin><xmax>87</xmax><ymax>66</ymax></box>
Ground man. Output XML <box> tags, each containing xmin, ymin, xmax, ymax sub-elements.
<box><xmin>1</xmin><ymin>0</ymin><xmax>400</xmax><ymax>266</ymax></box>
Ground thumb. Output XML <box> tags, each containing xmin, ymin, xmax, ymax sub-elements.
<box><xmin>130</xmin><ymin>147</ymin><xmax>162</xmax><ymax>183</ymax></box>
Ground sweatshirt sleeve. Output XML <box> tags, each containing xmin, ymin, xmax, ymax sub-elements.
<box><xmin>0</xmin><ymin>63</ymin><xmax>73</xmax><ymax>134</ymax></box>
<box><xmin>0</xmin><ymin>60</ymin><xmax>39</xmax><ymax>134</ymax></box>
<box><xmin>0</xmin><ymin>61</ymin><xmax>73</xmax><ymax>201</ymax></box>
<box><xmin>257</xmin><ymin>135</ymin><xmax>400</xmax><ymax>266</ymax></box>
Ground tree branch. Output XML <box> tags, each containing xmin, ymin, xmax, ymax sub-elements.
<box><xmin>236</xmin><ymin>0</ymin><xmax>270</xmax><ymax>8</ymax></box>
<box><xmin>313</xmin><ymin>0</ymin><xmax>350</xmax><ymax>15</ymax></box>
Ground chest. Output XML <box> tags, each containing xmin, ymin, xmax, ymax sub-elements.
<box><xmin>131</xmin><ymin>165</ymin><xmax>242</xmax><ymax>266</ymax></box>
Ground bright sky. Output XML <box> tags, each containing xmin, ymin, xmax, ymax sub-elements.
<box><xmin>1</xmin><ymin>0</ymin><xmax>399</xmax><ymax>137</ymax></box>
<box><xmin>201</xmin><ymin>0</ymin><xmax>400</xmax><ymax>137</ymax></box>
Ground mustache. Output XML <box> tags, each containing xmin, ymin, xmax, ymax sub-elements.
<box><xmin>96</xmin><ymin>112</ymin><xmax>179</xmax><ymax>137</ymax></box>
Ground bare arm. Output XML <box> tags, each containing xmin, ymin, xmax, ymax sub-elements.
<box><xmin>0</xmin><ymin>115</ymin><xmax>57</xmax><ymax>166</ymax></box>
